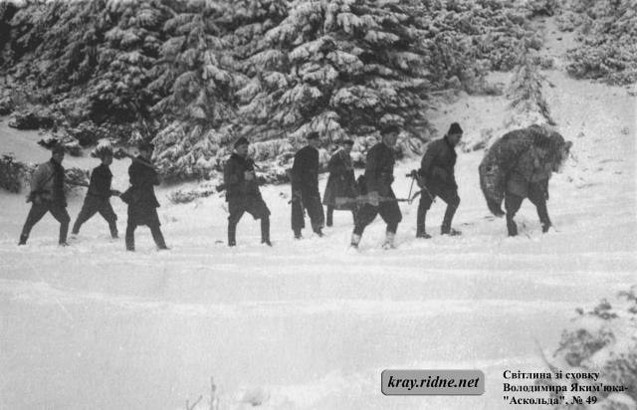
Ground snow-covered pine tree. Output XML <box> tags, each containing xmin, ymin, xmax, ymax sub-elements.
<box><xmin>13</xmin><ymin>0</ymin><xmax>107</xmax><ymax>89</ymax></box>
<box><xmin>565</xmin><ymin>0</ymin><xmax>637</xmax><ymax>85</ymax></box>
<box><xmin>87</xmin><ymin>0</ymin><xmax>171</xmax><ymax>125</ymax></box>
<box><xmin>238</xmin><ymin>0</ymin><xmax>433</xmax><ymax>163</ymax></box>
<box><xmin>0</xmin><ymin>1</ymin><xmax>19</xmax><ymax>68</ymax></box>
<box><xmin>221</xmin><ymin>0</ymin><xmax>290</xmax><ymax>172</ymax></box>
<box><xmin>506</xmin><ymin>45</ymin><xmax>556</xmax><ymax>128</ymax></box>
<box><xmin>150</xmin><ymin>0</ymin><xmax>238</xmax><ymax>181</ymax></box>
<box><xmin>225</xmin><ymin>0</ymin><xmax>288</xmax><ymax>61</ymax></box>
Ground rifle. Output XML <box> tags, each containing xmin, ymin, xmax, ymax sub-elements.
<box><xmin>66</xmin><ymin>180</ymin><xmax>122</xmax><ymax>196</ymax></box>
<box><xmin>408</xmin><ymin>187</ymin><xmax>435</xmax><ymax>203</ymax></box>
<box><xmin>334</xmin><ymin>194</ymin><xmax>411</xmax><ymax>207</ymax></box>
<box><xmin>115</xmin><ymin>149</ymin><xmax>157</xmax><ymax>170</ymax></box>
<box><xmin>66</xmin><ymin>181</ymin><xmax>90</xmax><ymax>188</ymax></box>
<box><xmin>405</xmin><ymin>169</ymin><xmax>435</xmax><ymax>203</ymax></box>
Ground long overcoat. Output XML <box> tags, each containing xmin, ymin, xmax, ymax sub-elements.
<box><xmin>126</xmin><ymin>157</ymin><xmax>160</xmax><ymax>226</ymax></box>
<box><xmin>322</xmin><ymin>148</ymin><xmax>357</xmax><ymax>209</ymax></box>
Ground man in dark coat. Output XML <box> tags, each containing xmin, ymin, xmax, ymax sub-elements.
<box><xmin>71</xmin><ymin>147</ymin><xmax>121</xmax><ymax>238</ymax></box>
<box><xmin>416</xmin><ymin>122</ymin><xmax>463</xmax><ymax>238</ymax></box>
<box><xmin>290</xmin><ymin>131</ymin><xmax>325</xmax><ymax>238</ymax></box>
<box><xmin>19</xmin><ymin>144</ymin><xmax>71</xmax><ymax>246</ymax></box>
<box><xmin>123</xmin><ymin>142</ymin><xmax>168</xmax><ymax>251</ymax></box>
<box><xmin>350</xmin><ymin>125</ymin><xmax>402</xmax><ymax>249</ymax></box>
<box><xmin>224</xmin><ymin>137</ymin><xmax>271</xmax><ymax>247</ymax></box>
<box><xmin>323</xmin><ymin>139</ymin><xmax>357</xmax><ymax>227</ymax></box>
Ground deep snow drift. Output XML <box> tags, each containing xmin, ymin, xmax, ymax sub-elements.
<box><xmin>1</xmin><ymin>28</ymin><xmax>636</xmax><ymax>410</ymax></box>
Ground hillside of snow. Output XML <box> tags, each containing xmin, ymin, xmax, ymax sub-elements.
<box><xmin>1</xmin><ymin>17</ymin><xmax>636</xmax><ymax>410</ymax></box>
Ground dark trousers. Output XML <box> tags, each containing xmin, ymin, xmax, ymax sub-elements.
<box><xmin>291</xmin><ymin>190</ymin><xmax>325</xmax><ymax>234</ymax></box>
<box><xmin>125</xmin><ymin>222</ymin><xmax>166</xmax><ymax>251</ymax></box>
<box><xmin>72</xmin><ymin>195</ymin><xmax>118</xmax><ymax>237</ymax></box>
<box><xmin>326</xmin><ymin>205</ymin><xmax>357</xmax><ymax>226</ymax></box>
<box><xmin>353</xmin><ymin>189</ymin><xmax>402</xmax><ymax>235</ymax></box>
<box><xmin>20</xmin><ymin>202</ymin><xmax>70</xmax><ymax>244</ymax></box>
<box><xmin>504</xmin><ymin>184</ymin><xmax>551</xmax><ymax>236</ymax></box>
<box><xmin>416</xmin><ymin>185</ymin><xmax>460</xmax><ymax>234</ymax></box>
<box><xmin>227</xmin><ymin>196</ymin><xmax>271</xmax><ymax>245</ymax></box>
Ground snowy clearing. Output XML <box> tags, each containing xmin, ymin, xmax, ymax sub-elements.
<box><xmin>1</xmin><ymin>18</ymin><xmax>636</xmax><ymax>410</ymax></box>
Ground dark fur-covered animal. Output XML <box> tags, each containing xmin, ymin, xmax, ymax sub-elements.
<box><xmin>479</xmin><ymin>125</ymin><xmax>572</xmax><ymax>235</ymax></box>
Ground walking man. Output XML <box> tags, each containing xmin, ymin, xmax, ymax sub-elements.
<box><xmin>416</xmin><ymin>122</ymin><xmax>463</xmax><ymax>238</ymax></box>
<box><xmin>323</xmin><ymin>139</ymin><xmax>357</xmax><ymax>227</ymax></box>
<box><xmin>224</xmin><ymin>137</ymin><xmax>271</xmax><ymax>246</ymax></box>
<box><xmin>290</xmin><ymin>131</ymin><xmax>325</xmax><ymax>238</ymax></box>
<box><xmin>123</xmin><ymin>142</ymin><xmax>168</xmax><ymax>251</ymax></box>
<box><xmin>350</xmin><ymin>125</ymin><xmax>402</xmax><ymax>249</ymax></box>
<box><xmin>19</xmin><ymin>144</ymin><xmax>71</xmax><ymax>246</ymax></box>
<box><xmin>71</xmin><ymin>147</ymin><xmax>120</xmax><ymax>238</ymax></box>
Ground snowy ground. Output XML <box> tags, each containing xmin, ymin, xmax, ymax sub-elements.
<box><xmin>1</xmin><ymin>18</ymin><xmax>636</xmax><ymax>410</ymax></box>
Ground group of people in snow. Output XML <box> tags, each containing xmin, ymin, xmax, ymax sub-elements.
<box><xmin>17</xmin><ymin>122</ymin><xmax>571</xmax><ymax>250</ymax></box>
<box><xmin>287</xmin><ymin>122</ymin><xmax>467</xmax><ymax>249</ymax></box>
<box><xmin>19</xmin><ymin>142</ymin><xmax>168</xmax><ymax>251</ymax></box>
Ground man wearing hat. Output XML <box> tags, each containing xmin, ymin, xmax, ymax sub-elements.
<box><xmin>290</xmin><ymin>131</ymin><xmax>325</xmax><ymax>238</ymax></box>
<box><xmin>71</xmin><ymin>147</ymin><xmax>121</xmax><ymax>239</ymax></box>
<box><xmin>350</xmin><ymin>124</ymin><xmax>402</xmax><ymax>249</ymax></box>
<box><xmin>223</xmin><ymin>137</ymin><xmax>271</xmax><ymax>246</ymax></box>
<box><xmin>19</xmin><ymin>144</ymin><xmax>71</xmax><ymax>246</ymax></box>
<box><xmin>323</xmin><ymin>139</ymin><xmax>357</xmax><ymax>227</ymax></box>
<box><xmin>123</xmin><ymin>142</ymin><xmax>168</xmax><ymax>251</ymax></box>
<box><xmin>416</xmin><ymin>122</ymin><xmax>463</xmax><ymax>238</ymax></box>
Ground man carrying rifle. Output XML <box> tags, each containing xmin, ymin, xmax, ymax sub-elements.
<box><xmin>71</xmin><ymin>147</ymin><xmax>121</xmax><ymax>239</ymax></box>
<box><xmin>290</xmin><ymin>131</ymin><xmax>325</xmax><ymax>239</ymax></box>
<box><xmin>350</xmin><ymin>124</ymin><xmax>402</xmax><ymax>249</ymax></box>
<box><xmin>18</xmin><ymin>144</ymin><xmax>71</xmax><ymax>246</ymax></box>
<box><xmin>224</xmin><ymin>137</ymin><xmax>271</xmax><ymax>247</ymax></box>
<box><xmin>415</xmin><ymin>122</ymin><xmax>463</xmax><ymax>238</ymax></box>
<box><xmin>122</xmin><ymin>142</ymin><xmax>168</xmax><ymax>251</ymax></box>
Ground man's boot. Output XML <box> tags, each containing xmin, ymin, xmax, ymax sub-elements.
<box><xmin>228</xmin><ymin>222</ymin><xmax>237</xmax><ymax>247</ymax></box>
<box><xmin>350</xmin><ymin>233</ymin><xmax>361</xmax><ymax>249</ymax></box>
<box><xmin>416</xmin><ymin>207</ymin><xmax>431</xmax><ymax>239</ymax></box>
<box><xmin>440</xmin><ymin>205</ymin><xmax>460</xmax><ymax>236</ymax></box>
<box><xmin>18</xmin><ymin>234</ymin><xmax>28</xmax><ymax>246</ymax></box>
<box><xmin>109</xmin><ymin>223</ymin><xmax>119</xmax><ymax>239</ymax></box>
<box><xmin>59</xmin><ymin>222</ymin><xmax>70</xmax><ymax>246</ymax></box>
<box><xmin>261</xmin><ymin>217</ymin><xmax>271</xmax><ymax>246</ymax></box>
<box><xmin>382</xmin><ymin>231</ymin><xmax>396</xmax><ymax>249</ymax></box>
<box><xmin>151</xmin><ymin>227</ymin><xmax>169</xmax><ymax>250</ymax></box>
<box><xmin>125</xmin><ymin>225</ymin><xmax>135</xmax><ymax>251</ymax></box>
<box><xmin>326</xmin><ymin>207</ymin><xmax>333</xmax><ymax>227</ymax></box>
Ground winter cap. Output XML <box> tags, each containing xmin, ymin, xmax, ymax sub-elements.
<box><xmin>306</xmin><ymin>132</ymin><xmax>320</xmax><ymax>140</ymax></box>
<box><xmin>234</xmin><ymin>137</ymin><xmax>249</xmax><ymax>148</ymax></box>
<box><xmin>138</xmin><ymin>141</ymin><xmax>155</xmax><ymax>152</ymax></box>
<box><xmin>95</xmin><ymin>146</ymin><xmax>113</xmax><ymax>158</ymax></box>
<box><xmin>51</xmin><ymin>144</ymin><xmax>65</xmax><ymax>155</ymax></box>
<box><xmin>380</xmin><ymin>124</ymin><xmax>400</xmax><ymax>135</ymax></box>
<box><xmin>448</xmin><ymin>122</ymin><xmax>463</xmax><ymax>135</ymax></box>
<box><xmin>342</xmin><ymin>139</ymin><xmax>354</xmax><ymax>146</ymax></box>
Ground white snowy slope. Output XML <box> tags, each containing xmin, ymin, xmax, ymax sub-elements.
<box><xmin>1</xmin><ymin>27</ymin><xmax>636</xmax><ymax>410</ymax></box>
